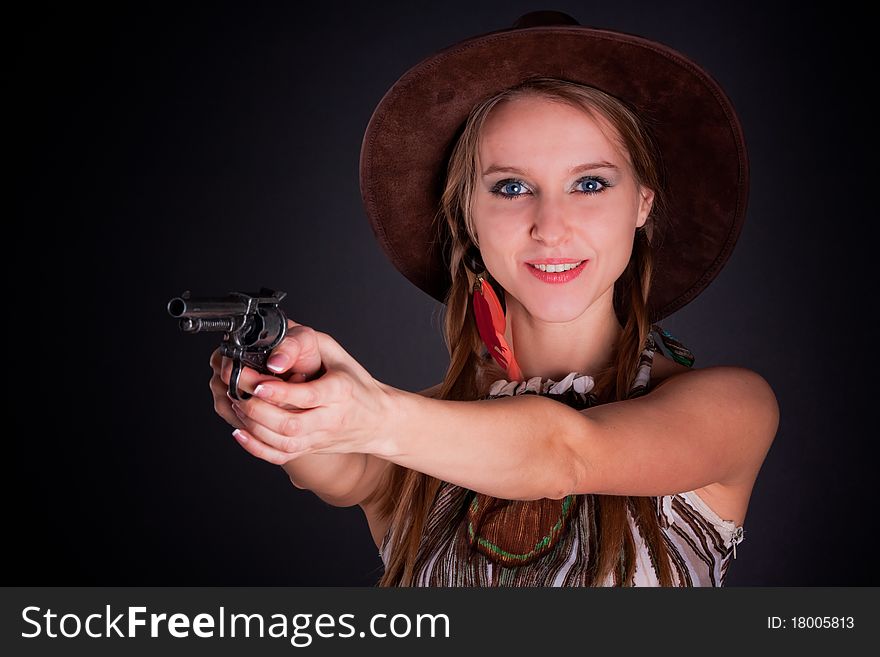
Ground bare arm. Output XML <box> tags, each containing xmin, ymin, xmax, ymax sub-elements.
<box><xmin>382</xmin><ymin>390</ymin><xmax>575</xmax><ymax>501</ymax></box>
<box><xmin>284</xmin><ymin>382</ymin><xmax>444</xmax><ymax>507</ymax></box>
<box><xmin>380</xmin><ymin>367</ymin><xmax>778</xmax><ymax>501</ymax></box>
<box><xmin>281</xmin><ymin>453</ymin><xmax>368</xmax><ymax>503</ymax></box>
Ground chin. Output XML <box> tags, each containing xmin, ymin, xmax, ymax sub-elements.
<box><xmin>522</xmin><ymin>298</ymin><xmax>589</xmax><ymax>323</ymax></box>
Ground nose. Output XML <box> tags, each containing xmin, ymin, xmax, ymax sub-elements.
<box><xmin>530</xmin><ymin>194</ymin><xmax>572</xmax><ymax>246</ymax></box>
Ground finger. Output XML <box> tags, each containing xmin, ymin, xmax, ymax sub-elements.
<box><xmin>219</xmin><ymin>356</ymin><xmax>243</xmax><ymax>385</ymax></box>
<box><xmin>249</xmin><ymin>372</ymin><xmax>343</xmax><ymax>409</ymax></box>
<box><xmin>230</xmin><ymin>407</ymin><xmax>310</xmax><ymax>455</ymax></box>
<box><xmin>232</xmin><ymin>428</ymin><xmax>302</xmax><ymax>466</ymax></box>
<box><xmin>218</xmin><ymin>357</ymin><xmax>273</xmax><ymax>394</ymax></box>
<box><xmin>231</xmin><ymin>399</ymin><xmax>337</xmax><ymax>455</ymax></box>
<box><xmin>266</xmin><ymin>325</ymin><xmax>324</xmax><ymax>377</ymax></box>
<box><xmin>210</xmin><ymin>347</ymin><xmax>223</xmax><ymax>372</ymax></box>
<box><xmin>230</xmin><ymin>393</ymin><xmax>323</xmax><ymax>439</ymax></box>
<box><xmin>209</xmin><ymin>375</ymin><xmax>246</xmax><ymax>429</ymax></box>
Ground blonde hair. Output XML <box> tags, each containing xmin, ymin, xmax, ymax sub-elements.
<box><xmin>366</xmin><ymin>76</ymin><xmax>677</xmax><ymax>586</ymax></box>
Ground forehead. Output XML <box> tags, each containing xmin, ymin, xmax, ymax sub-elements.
<box><xmin>478</xmin><ymin>96</ymin><xmax>626</xmax><ymax>167</ymax></box>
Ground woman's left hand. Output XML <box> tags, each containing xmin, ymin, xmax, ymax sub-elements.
<box><xmin>222</xmin><ymin>323</ymin><xmax>399</xmax><ymax>461</ymax></box>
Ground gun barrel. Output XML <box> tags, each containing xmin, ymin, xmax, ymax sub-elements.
<box><xmin>167</xmin><ymin>296</ymin><xmax>250</xmax><ymax>318</ymax></box>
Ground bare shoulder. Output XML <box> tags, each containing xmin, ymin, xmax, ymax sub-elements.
<box><xmin>650</xmin><ymin>354</ymin><xmax>779</xmax><ymax>525</ymax></box>
<box><xmin>650</xmin><ymin>351</ymin><xmax>779</xmax><ymax>421</ymax></box>
<box><xmin>359</xmin><ymin>381</ymin><xmax>444</xmax><ymax>551</ymax></box>
<box><xmin>654</xmin><ymin>361</ymin><xmax>779</xmax><ymax>450</ymax></box>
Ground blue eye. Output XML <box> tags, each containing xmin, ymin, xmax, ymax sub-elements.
<box><xmin>489</xmin><ymin>176</ymin><xmax>612</xmax><ymax>200</ymax></box>
<box><xmin>498</xmin><ymin>181</ymin><xmax>527</xmax><ymax>197</ymax></box>
<box><xmin>488</xmin><ymin>179</ymin><xmax>530</xmax><ymax>199</ymax></box>
<box><xmin>576</xmin><ymin>177</ymin><xmax>608</xmax><ymax>194</ymax></box>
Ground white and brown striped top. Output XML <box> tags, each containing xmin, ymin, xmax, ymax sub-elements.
<box><xmin>379</xmin><ymin>326</ymin><xmax>746</xmax><ymax>586</ymax></box>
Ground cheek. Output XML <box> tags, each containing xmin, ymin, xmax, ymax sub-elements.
<box><xmin>480</xmin><ymin>240</ymin><xmax>516</xmax><ymax>280</ymax></box>
<box><xmin>590</xmin><ymin>207</ymin><xmax>636</xmax><ymax>244</ymax></box>
<box><xmin>472</xmin><ymin>220</ymin><xmax>517</xmax><ymax>269</ymax></box>
<box><xmin>473</xmin><ymin>206</ymin><xmax>512</xmax><ymax>238</ymax></box>
<box><xmin>600</xmin><ymin>230</ymin><xmax>637</xmax><ymax>276</ymax></box>
<box><xmin>575</xmin><ymin>221</ymin><xmax>635</xmax><ymax>277</ymax></box>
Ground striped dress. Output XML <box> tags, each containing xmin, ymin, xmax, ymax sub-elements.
<box><xmin>379</xmin><ymin>325</ymin><xmax>746</xmax><ymax>586</ymax></box>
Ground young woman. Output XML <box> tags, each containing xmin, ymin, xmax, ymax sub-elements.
<box><xmin>209</xmin><ymin>12</ymin><xmax>778</xmax><ymax>586</ymax></box>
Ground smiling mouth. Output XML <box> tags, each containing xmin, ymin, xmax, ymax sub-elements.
<box><xmin>526</xmin><ymin>260</ymin><xmax>586</xmax><ymax>272</ymax></box>
<box><xmin>524</xmin><ymin>259</ymin><xmax>589</xmax><ymax>283</ymax></box>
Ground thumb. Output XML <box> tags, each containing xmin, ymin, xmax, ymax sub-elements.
<box><xmin>312</xmin><ymin>330</ymin><xmax>370</xmax><ymax>380</ymax></box>
<box><xmin>266</xmin><ymin>320</ymin><xmax>323</xmax><ymax>378</ymax></box>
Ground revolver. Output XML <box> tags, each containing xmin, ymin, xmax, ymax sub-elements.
<box><xmin>167</xmin><ymin>288</ymin><xmax>288</xmax><ymax>401</ymax></box>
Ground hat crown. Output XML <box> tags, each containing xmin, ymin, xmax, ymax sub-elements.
<box><xmin>511</xmin><ymin>10</ymin><xmax>580</xmax><ymax>29</ymax></box>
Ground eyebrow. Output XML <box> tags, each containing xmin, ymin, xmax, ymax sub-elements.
<box><xmin>481</xmin><ymin>161</ymin><xmax>621</xmax><ymax>177</ymax></box>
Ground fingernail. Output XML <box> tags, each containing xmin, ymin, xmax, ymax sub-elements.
<box><xmin>232</xmin><ymin>429</ymin><xmax>248</xmax><ymax>443</ymax></box>
<box><xmin>267</xmin><ymin>353</ymin><xmax>288</xmax><ymax>372</ymax></box>
<box><xmin>254</xmin><ymin>384</ymin><xmax>272</xmax><ymax>399</ymax></box>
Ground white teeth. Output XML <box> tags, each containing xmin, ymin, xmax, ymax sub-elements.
<box><xmin>529</xmin><ymin>261</ymin><xmax>583</xmax><ymax>272</ymax></box>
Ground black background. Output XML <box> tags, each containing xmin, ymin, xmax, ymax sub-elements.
<box><xmin>11</xmin><ymin>0</ymin><xmax>872</xmax><ymax>585</ymax></box>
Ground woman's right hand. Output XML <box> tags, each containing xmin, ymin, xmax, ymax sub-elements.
<box><xmin>208</xmin><ymin>319</ymin><xmax>325</xmax><ymax>430</ymax></box>
<box><xmin>207</xmin><ymin>320</ymin><xmax>381</xmax><ymax>502</ymax></box>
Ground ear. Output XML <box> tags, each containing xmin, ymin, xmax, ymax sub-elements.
<box><xmin>636</xmin><ymin>187</ymin><xmax>655</xmax><ymax>228</ymax></box>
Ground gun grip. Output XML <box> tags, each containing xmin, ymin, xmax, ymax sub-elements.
<box><xmin>228</xmin><ymin>359</ymin><xmax>252</xmax><ymax>401</ymax></box>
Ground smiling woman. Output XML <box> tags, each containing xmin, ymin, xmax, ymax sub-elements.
<box><xmin>210</xmin><ymin>10</ymin><xmax>777</xmax><ymax>588</ymax></box>
<box><xmin>472</xmin><ymin>96</ymin><xmax>656</xmax><ymax>381</ymax></box>
<box><xmin>351</xmin><ymin>10</ymin><xmax>775</xmax><ymax>587</ymax></box>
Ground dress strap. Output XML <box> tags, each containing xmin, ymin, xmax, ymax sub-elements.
<box><xmin>650</xmin><ymin>324</ymin><xmax>695</xmax><ymax>368</ymax></box>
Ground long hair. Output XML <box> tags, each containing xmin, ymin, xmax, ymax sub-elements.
<box><xmin>367</xmin><ymin>77</ymin><xmax>677</xmax><ymax>586</ymax></box>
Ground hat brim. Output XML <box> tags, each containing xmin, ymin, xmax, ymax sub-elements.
<box><xmin>359</xmin><ymin>25</ymin><xmax>748</xmax><ymax>322</ymax></box>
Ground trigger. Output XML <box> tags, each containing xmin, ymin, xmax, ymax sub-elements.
<box><xmin>229</xmin><ymin>359</ymin><xmax>253</xmax><ymax>401</ymax></box>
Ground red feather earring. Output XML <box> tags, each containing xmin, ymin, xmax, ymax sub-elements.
<box><xmin>468</xmin><ymin>246</ymin><xmax>523</xmax><ymax>382</ymax></box>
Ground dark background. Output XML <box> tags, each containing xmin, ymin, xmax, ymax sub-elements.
<box><xmin>11</xmin><ymin>0</ymin><xmax>872</xmax><ymax>585</ymax></box>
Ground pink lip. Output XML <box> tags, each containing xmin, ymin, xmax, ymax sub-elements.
<box><xmin>525</xmin><ymin>258</ymin><xmax>583</xmax><ymax>265</ymax></box>
<box><xmin>525</xmin><ymin>259</ymin><xmax>588</xmax><ymax>284</ymax></box>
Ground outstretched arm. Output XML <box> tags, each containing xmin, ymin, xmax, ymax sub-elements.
<box><xmin>383</xmin><ymin>366</ymin><xmax>777</xmax><ymax>500</ymax></box>
<box><xmin>221</xmin><ymin>322</ymin><xmax>575</xmax><ymax>500</ymax></box>
<box><xmin>226</xmin><ymin>324</ymin><xmax>777</xmax><ymax>503</ymax></box>
<box><xmin>383</xmin><ymin>390</ymin><xmax>577</xmax><ymax>500</ymax></box>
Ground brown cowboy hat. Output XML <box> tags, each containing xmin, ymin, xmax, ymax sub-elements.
<box><xmin>359</xmin><ymin>10</ymin><xmax>749</xmax><ymax>322</ymax></box>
